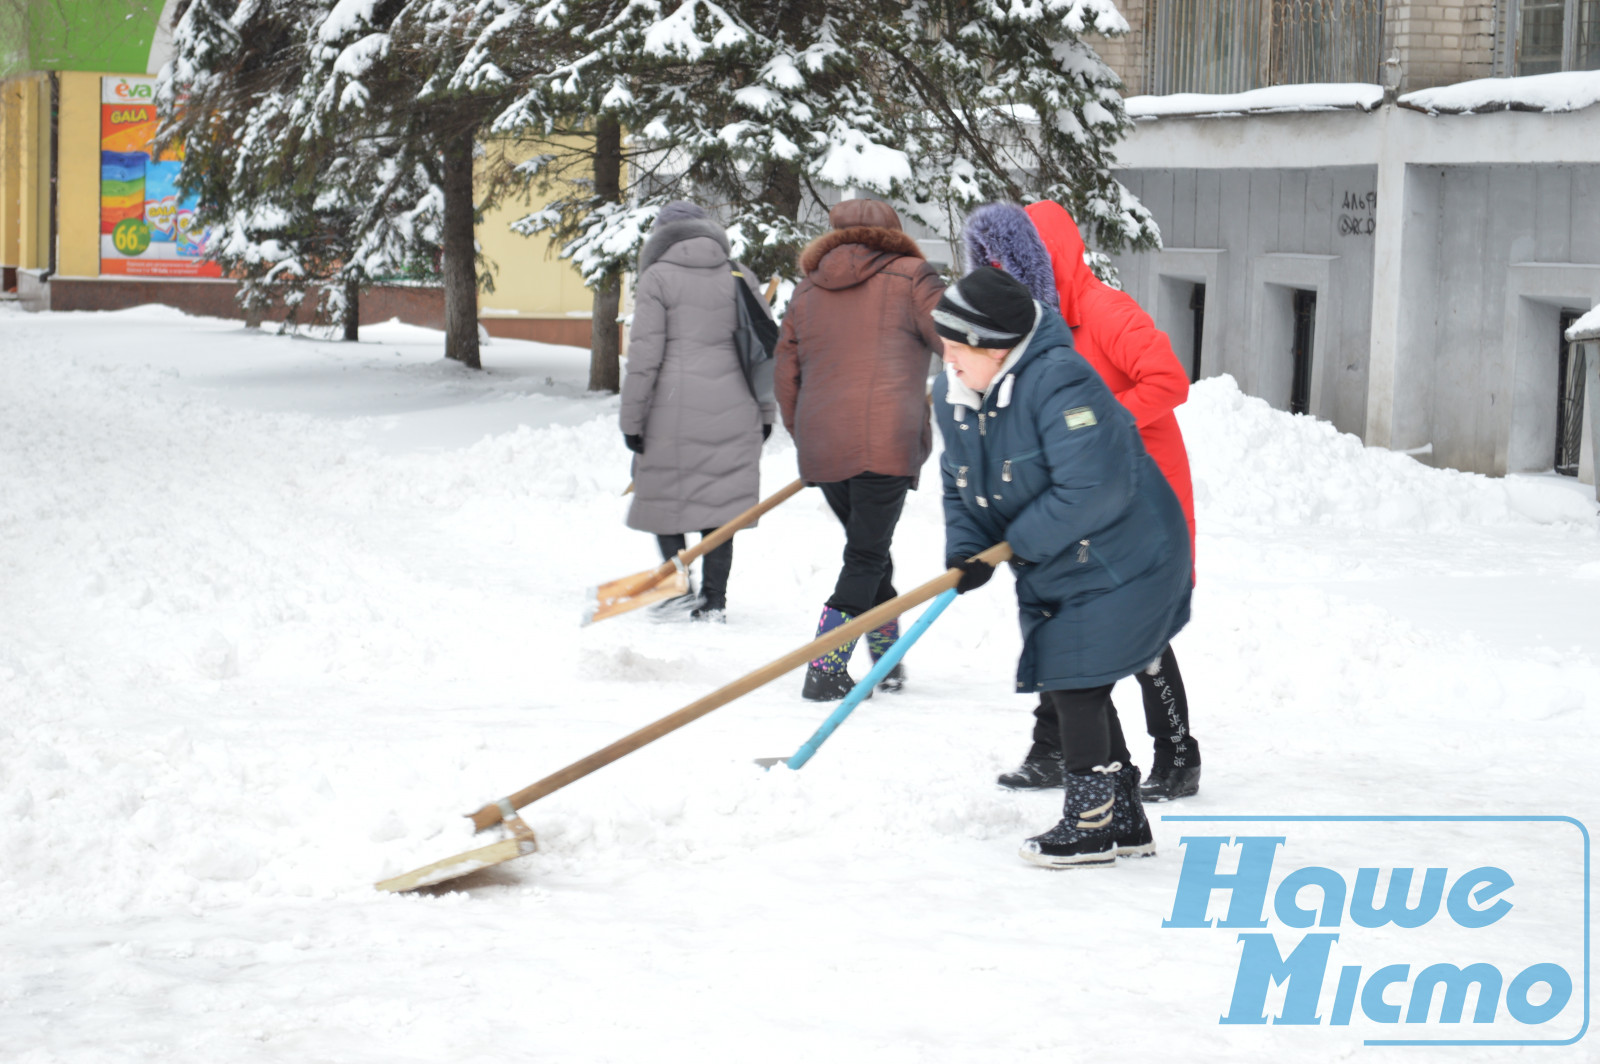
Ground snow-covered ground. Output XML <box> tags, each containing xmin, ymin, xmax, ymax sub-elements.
<box><xmin>2</xmin><ymin>306</ymin><xmax>1595</xmax><ymax>1062</ymax></box>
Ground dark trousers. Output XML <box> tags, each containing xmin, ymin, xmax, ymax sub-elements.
<box><xmin>1031</xmin><ymin>645</ymin><xmax>1198</xmax><ymax>768</ymax></box>
<box><xmin>656</xmin><ymin>528</ymin><xmax>733</xmax><ymax>610</ymax></box>
<box><xmin>817</xmin><ymin>473</ymin><xmax>912</xmax><ymax>617</ymax></box>
<box><xmin>1045</xmin><ymin>685</ymin><xmax>1133</xmax><ymax>774</ymax></box>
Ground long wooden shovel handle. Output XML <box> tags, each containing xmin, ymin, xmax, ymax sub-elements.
<box><xmin>471</xmin><ymin>541</ymin><xmax>1012</xmax><ymax>831</ymax></box>
<box><xmin>616</xmin><ymin>478</ymin><xmax>806</xmax><ymax>600</ymax></box>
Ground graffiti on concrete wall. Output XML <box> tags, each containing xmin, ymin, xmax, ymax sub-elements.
<box><xmin>1339</xmin><ymin>190</ymin><xmax>1377</xmax><ymax>236</ymax></box>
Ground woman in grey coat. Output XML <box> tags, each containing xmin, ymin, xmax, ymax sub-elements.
<box><xmin>619</xmin><ymin>201</ymin><xmax>774</xmax><ymax>619</ymax></box>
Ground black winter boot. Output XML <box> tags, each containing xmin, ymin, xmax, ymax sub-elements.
<box><xmin>1141</xmin><ymin>763</ymin><xmax>1201</xmax><ymax>802</ymax></box>
<box><xmin>1019</xmin><ymin>766</ymin><xmax>1119</xmax><ymax>869</ymax></box>
<box><xmin>1113</xmin><ymin>763</ymin><xmax>1156</xmax><ymax>858</ymax></box>
<box><xmin>997</xmin><ymin>743</ymin><xmax>1066</xmax><ymax>790</ymax></box>
<box><xmin>802</xmin><ymin>665</ymin><xmax>859</xmax><ymax>702</ymax></box>
<box><xmin>877</xmin><ymin>662</ymin><xmax>906</xmax><ymax>693</ymax></box>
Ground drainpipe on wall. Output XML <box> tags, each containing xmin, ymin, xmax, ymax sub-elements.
<box><xmin>44</xmin><ymin>71</ymin><xmax>58</xmax><ymax>282</ymax></box>
<box><xmin>1380</xmin><ymin>52</ymin><xmax>1401</xmax><ymax>107</ymax></box>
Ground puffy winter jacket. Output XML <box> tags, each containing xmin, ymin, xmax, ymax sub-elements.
<box><xmin>1023</xmin><ymin>202</ymin><xmax>1197</xmax><ymax>566</ymax></box>
<box><xmin>775</xmin><ymin>200</ymin><xmax>945</xmax><ymax>485</ymax></box>
<box><xmin>621</xmin><ymin>218</ymin><xmax>769</xmax><ymax>534</ymax></box>
<box><xmin>934</xmin><ymin>309</ymin><xmax>1191</xmax><ymax>692</ymax></box>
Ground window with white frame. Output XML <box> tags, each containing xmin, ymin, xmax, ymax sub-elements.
<box><xmin>1515</xmin><ymin>0</ymin><xmax>1600</xmax><ymax>74</ymax></box>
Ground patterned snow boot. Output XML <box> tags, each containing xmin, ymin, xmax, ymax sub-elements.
<box><xmin>1112</xmin><ymin>762</ymin><xmax>1157</xmax><ymax>858</ymax></box>
<box><xmin>997</xmin><ymin>742</ymin><xmax>1066</xmax><ymax>790</ymax></box>
<box><xmin>866</xmin><ymin>619</ymin><xmax>906</xmax><ymax>692</ymax></box>
<box><xmin>1019</xmin><ymin>764</ymin><xmax>1120</xmax><ymax>869</ymax></box>
<box><xmin>802</xmin><ymin>605</ymin><xmax>864</xmax><ymax>702</ymax></box>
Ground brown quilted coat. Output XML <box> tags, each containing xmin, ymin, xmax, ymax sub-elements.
<box><xmin>775</xmin><ymin>200</ymin><xmax>945</xmax><ymax>486</ymax></box>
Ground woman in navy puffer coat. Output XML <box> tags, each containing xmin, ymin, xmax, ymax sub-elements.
<box><xmin>932</xmin><ymin>268</ymin><xmax>1191</xmax><ymax>869</ymax></box>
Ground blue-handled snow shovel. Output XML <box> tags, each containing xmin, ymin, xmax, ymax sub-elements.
<box><xmin>756</xmin><ymin>588</ymin><xmax>959</xmax><ymax>771</ymax></box>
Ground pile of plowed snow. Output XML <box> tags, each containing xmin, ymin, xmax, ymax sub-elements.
<box><xmin>1179</xmin><ymin>375</ymin><xmax>1596</xmax><ymax>531</ymax></box>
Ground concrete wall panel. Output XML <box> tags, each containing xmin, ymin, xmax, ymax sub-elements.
<box><xmin>1193</xmin><ymin>170</ymin><xmax>1221</xmax><ymax>248</ymax></box>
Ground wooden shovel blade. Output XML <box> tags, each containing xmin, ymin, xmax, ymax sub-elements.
<box><xmin>375</xmin><ymin>816</ymin><xmax>538</xmax><ymax>893</ymax></box>
<box><xmin>583</xmin><ymin>567</ymin><xmax>690</xmax><ymax>625</ymax></box>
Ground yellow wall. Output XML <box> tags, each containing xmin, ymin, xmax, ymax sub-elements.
<box><xmin>0</xmin><ymin>70</ymin><xmax>154</xmax><ymax>278</ymax></box>
<box><xmin>56</xmin><ymin>70</ymin><xmax>103</xmax><ymax>277</ymax></box>
<box><xmin>0</xmin><ymin>79</ymin><xmax>22</xmax><ymax>269</ymax></box>
<box><xmin>476</xmin><ymin>139</ymin><xmax>594</xmax><ymax>319</ymax></box>
<box><xmin>7</xmin><ymin>75</ymin><xmax>46</xmax><ymax>269</ymax></box>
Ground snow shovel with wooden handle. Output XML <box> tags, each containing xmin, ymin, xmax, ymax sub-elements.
<box><xmin>375</xmin><ymin>542</ymin><xmax>1013</xmax><ymax>893</ymax></box>
<box><xmin>583</xmin><ymin>477</ymin><xmax>806</xmax><ymax>625</ymax></box>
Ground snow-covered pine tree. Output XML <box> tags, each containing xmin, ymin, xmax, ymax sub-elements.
<box><xmin>496</xmin><ymin>0</ymin><xmax>912</xmax><ymax>363</ymax></box>
<box><xmin>251</xmin><ymin>0</ymin><xmax>575</xmax><ymax>367</ymax></box>
<box><xmin>160</xmin><ymin>0</ymin><xmax>443</xmax><ymax>338</ymax></box>
<box><xmin>864</xmin><ymin>0</ymin><xmax>1161</xmax><ymax>279</ymax></box>
<box><xmin>487</xmin><ymin>0</ymin><xmax>667</xmax><ymax>392</ymax></box>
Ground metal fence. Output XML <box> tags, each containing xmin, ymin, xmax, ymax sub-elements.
<box><xmin>1148</xmin><ymin>0</ymin><xmax>1386</xmax><ymax>94</ymax></box>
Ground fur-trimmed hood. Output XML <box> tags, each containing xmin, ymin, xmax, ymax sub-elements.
<box><xmin>799</xmin><ymin>226</ymin><xmax>925</xmax><ymax>290</ymax></box>
<box><xmin>962</xmin><ymin>202</ymin><xmax>1060</xmax><ymax>313</ymax></box>
<box><xmin>638</xmin><ymin>218</ymin><xmax>730</xmax><ymax>275</ymax></box>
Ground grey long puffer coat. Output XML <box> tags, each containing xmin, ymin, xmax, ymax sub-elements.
<box><xmin>620</xmin><ymin>218</ymin><xmax>772</xmax><ymax>534</ymax></box>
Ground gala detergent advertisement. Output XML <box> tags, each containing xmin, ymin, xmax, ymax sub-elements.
<box><xmin>99</xmin><ymin>76</ymin><xmax>220</xmax><ymax>277</ymax></box>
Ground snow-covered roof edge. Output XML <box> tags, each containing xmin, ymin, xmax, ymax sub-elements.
<box><xmin>1125</xmin><ymin>84</ymin><xmax>1383</xmax><ymax>119</ymax></box>
<box><xmin>1566</xmin><ymin>305</ymin><xmax>1600</xmax><ymax>343</ymax></box>
<box><xmin>1125</xmin><ymin>71</ymin><xmax>1600</xmax><ymax>121</ymax></box>
<box><xmin>1398</xmin><ymin>70</ymin><xmax>1600</xmax><ymax>115</ymax></box>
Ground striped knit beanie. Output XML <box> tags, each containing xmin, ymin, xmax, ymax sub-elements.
<box><xmin>932</xmin><ymin>266</ymin><xmax>1037</xmax><ymax>348</ymax></box>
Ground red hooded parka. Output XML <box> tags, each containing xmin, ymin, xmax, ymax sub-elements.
<box><xmin>1024</xmin><ymin>201</ymin><xmax>1197</xmax><ymax>569</ymax></box>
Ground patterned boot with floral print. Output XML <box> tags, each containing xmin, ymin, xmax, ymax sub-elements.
<box><xmin>802</xmin><ymin>605</ymin><xmax>862</xmax><ymax>702</ymax></box>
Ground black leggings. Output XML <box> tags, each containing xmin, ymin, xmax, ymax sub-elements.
<box><xmin>1043</xmin><ymin>685</ymin><xmax>1133</xmax><ymax>774</ymax></box>
<box><xmin>1032</xmin><ymin>645</ymin><xmax>1198</xmax><ymax>766</ymax></box>
<box><xmin>656</xmin><ymin>529</ymin><xmax>733</xmax><ymax>609</ymax></box>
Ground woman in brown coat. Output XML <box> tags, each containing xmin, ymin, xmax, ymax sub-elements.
<box><xmin>775</xmin><ymin>199</ymin><xmax>945</xmax><ymax>698</ymax></box>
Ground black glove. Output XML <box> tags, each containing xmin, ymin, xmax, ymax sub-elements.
<box><xmin>946</xmin><ymin>555</ymin><xmax>995</xmax><ymax>594</ymax></box>
<box><xmin>624</xmin><ymin>433</ymin><xmax>645</xmax><ymax>454</ymax></box>
<box><xmin>762</xmin><ymin>424</ymin><xmax>773</xmax><ymax>441</ymax></box>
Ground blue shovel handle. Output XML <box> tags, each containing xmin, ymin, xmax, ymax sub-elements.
<box><xmin>781</xmin><ymin>589</ymin><xmax>959</xmax><ymax>770</ymax></box>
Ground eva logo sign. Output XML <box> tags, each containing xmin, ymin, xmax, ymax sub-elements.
<box><xmin>111</xmin><ymin>79</ymin><xmax>154</xmax><ymax>100</ymax></box>
<box><xmin>1162</xmin><ymin>816</ymin><xmax>1589</xmax><ymax>1048</ymax></box>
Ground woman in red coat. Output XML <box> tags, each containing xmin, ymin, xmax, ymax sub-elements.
<box><xmin>963</xmin><ymin>200</ymin><xmax>1202</xmax><ymax>801</ymax></box>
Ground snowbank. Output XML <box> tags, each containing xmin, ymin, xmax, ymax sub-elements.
<box><xmin>1125</xmin><ymin>83</ymin><xmax>1382</xmax><ymax>119</ymax></box>
<box><xmin>1399</xmin><ymin>69</ymin><xmax>1600</xmax><ymax>115</ymax></box>
<box><xmin>1180</xmin><ymin>375</ymin><xmax>1597</xmax><ymax>530</ymax></box>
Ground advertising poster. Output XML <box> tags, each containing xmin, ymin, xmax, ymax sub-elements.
<box><xmin>99</xmin><ymin>76</ymin><xmax>220</xmax><ymax>278</ymax></box>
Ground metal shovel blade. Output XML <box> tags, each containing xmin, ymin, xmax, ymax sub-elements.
<box><xmin>582</xmin><ymin>568</ymin><xmax>691</xmax><ymax>626</ymax></box>
<box><xmin>375</xmin><ymin>815</ymin><xmax>538</xmax><ymax>893</ymax></box>
<box><xmin>753</xmin><ymin>756</ymin><xmax>787</xmax><ymax>769</ymax></box>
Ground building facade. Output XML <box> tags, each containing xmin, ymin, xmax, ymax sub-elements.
<box><xmin>1096</xmin><ymin>0</ymin><xmax>1600</xmax><ymax>484</ymax></box>
<box><xmin>0</xmin><ymin>0</ymin><xmax>595</xmax><ymax>342</ymax></box>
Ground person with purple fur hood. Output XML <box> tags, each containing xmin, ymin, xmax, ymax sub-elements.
<box><xmin>962</xmin><ymin>201</ymin><xmax>1205</xmax><ymax>804</ymax></box>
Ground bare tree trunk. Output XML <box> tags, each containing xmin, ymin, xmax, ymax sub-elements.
<box><xmin>440</xmin><ymin>128</ymin><xmax>481</xmax><ymax>369</ymax></box>
<box><xmin>589</xmin><ymin>114</ymin><xmax>623</xmax><ymax>393</ymax></box>
<box><xmin>342</xmin><ymin>274</ymin><xmax>360</xmax><ymax>341</ymax></box>
<box><xmin>590</xmin><ymin>278</ymin><xmax>621</xmax><ymax>393</ymax></box>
